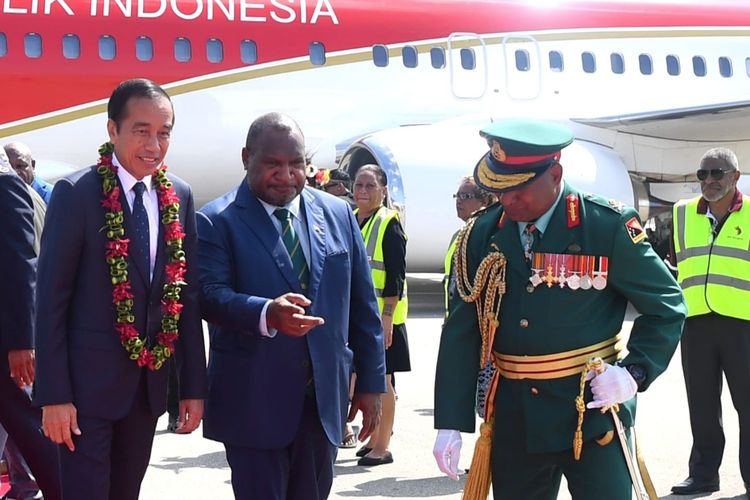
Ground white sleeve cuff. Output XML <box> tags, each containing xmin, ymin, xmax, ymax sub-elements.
<box><xmin>259</xmin><ymin>300</ymin><xmax>277</xmax><ymax>338</ymax></box>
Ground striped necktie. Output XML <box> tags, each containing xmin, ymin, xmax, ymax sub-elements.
<box><xmin>522</xmin><ymin>223</ymin><xmax>537</xmax><ymax>262</ymax></box>
<box><xmin>132</xmin><ymin>181</ymin><xmax>151</xmax><ymax>282</ymax></box>
<box><xmin>273</xmin><ymin>208</ymin><xmax>309</xmax><ymax>290</ymax></box>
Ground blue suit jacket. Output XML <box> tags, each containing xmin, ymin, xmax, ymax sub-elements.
<box><xmin>31</xmin><ymin>177</ymin><xmax>53</xmax><ymax>204</ymax></box>
<box><xmin>198</xmin><ymin>182</ymin><xmax>386</xmax><ymax>449</ymax></box>
<box><xmin>33</xmin><ymin>166</ymin><xmax>208</xmax><ymax>418</ymax></box>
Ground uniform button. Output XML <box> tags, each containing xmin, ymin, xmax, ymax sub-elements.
<box><xmin>519</xmin><ymin>319</ymin><xmax>529</xmax><ymax>328</ymax></box>
<box><xmin>526</xmin><ymin>284</ymin><xmax>535</xmax><ymax>293</ymax></box>
<box><xmin>530</xmin><ymin>387</ymin><xmax>539</xmax><ymax>395</ymax></box>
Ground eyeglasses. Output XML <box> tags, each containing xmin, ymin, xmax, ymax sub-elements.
<box><xmin>696</xmin><ymin>168</ymin><xmax>732</xmax><ymax>181</ymax></box>
<box><xmin>453</xmin><ymin>192</ymin><xmax>480</xmax><ymax>200</ymax></box>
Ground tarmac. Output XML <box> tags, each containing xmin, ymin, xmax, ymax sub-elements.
<box><xmin>140</xmin><ymin>275</ymin><xmax>748</xmax><ymax>499</ymax></box>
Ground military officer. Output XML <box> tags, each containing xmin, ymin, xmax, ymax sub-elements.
<box><xmin>432</xmin><ymin>119</ymin><xmax>686</xmax><ymax>500</ymax></box>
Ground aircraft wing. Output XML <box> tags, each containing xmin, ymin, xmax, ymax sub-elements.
<box><xmin>572</xmin><ymin>100</ymin><xmax>750</xmax><ymax>143</ymax></box>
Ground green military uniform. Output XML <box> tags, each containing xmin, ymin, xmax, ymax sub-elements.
<box><xmin>434</xmin><ymin>120</ymin><xmax>686</xmax><ymax>500</ymax></box>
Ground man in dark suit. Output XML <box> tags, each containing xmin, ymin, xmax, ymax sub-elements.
<box><xmin>0</xmin><ymin>149</ymin><xmax>61</xmax><ymax>500</ymax></box>
<box><xmin>198</xmin><ymin>112</ymin><xmax>386</xmax><ymax>500</ymax></box>
<box><xmin>33</xmin><ymin>79</ymin><xmax>208</xmax><ymax>500</ymax></box>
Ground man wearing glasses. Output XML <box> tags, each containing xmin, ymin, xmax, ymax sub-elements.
<box><xmin>671</xmin><ymin>147</ymin><xmax>750</xmax><ymax>497</ymax></box>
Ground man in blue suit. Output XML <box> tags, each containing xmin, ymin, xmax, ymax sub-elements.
<box><xmin>198</xmin><ymin>112</ymin><xmax>386</xmax><ymax>500</ymax></box>
<box><xmin>34</xmin><ymin>79</ymin><xmax>208</xmax><ymax>500</ymax></box>
<box><xmin>4</xmin><ymin>142</ymin><xmax>53</xmax><ymax>204</ymax></box>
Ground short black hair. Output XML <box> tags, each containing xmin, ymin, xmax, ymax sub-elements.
<box><xmin>329</xmin><ymin>168</ymin><xmax>351</xmax><ymax>183</ymax></box>
<box><xmin>245</xmin><ymin>112</ymin><xmax>303</xmax><ymax>150</ymax></box>
<box><xmin>108</xmin><ymin>78</ymin><xmax>173</xmax><ymax>130</ymax></box>
<box><xmin>356</xmin><ymin>164</ymin><xmax>387</xmax><ymax>187</ymax></box>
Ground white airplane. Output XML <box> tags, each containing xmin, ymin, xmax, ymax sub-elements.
<box><xmin>1</xmin><ymin>0</ymin><xmax>749</xmax><ymax>269</ymax></box>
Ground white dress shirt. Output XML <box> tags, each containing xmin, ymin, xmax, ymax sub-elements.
<box><xmin>257</xmin><ymin>195</ymin><xmax>311</xmax><ymax>338</ymax></box>
<box><xmin>114</xmin><ymin>153</ymin><xmax>159</xmax><ymax>280</ymax></box>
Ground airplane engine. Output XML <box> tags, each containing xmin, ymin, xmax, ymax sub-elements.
<box><xmin>339</xmin><ymin>122</ymin><xmax>637</xmax><ymax>272</ymax></box>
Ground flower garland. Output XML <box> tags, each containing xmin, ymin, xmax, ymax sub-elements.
<box><xmin>97</xmin><ymin>142</ymin><xmax>187</xmax><ymax>371</ymax></box>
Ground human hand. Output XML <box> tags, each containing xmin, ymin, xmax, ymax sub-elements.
<box><xmin>42</xmin><ymin>403</ymin><xmax>81</xmax><ymax>452</ymax></box>
<box><xmin>267</xmin><ymin>293</ymin><xmax>324</xmax><ymax>337</ymax></box>
<box><xmin>586</xmin><ymin>363</ymin><xmax>638</xmax><ymax>409</ymax></box>
<box><xmin>176</xmin><ymin>399</ymin><xmax>204</xmax><ymax>434</ymax></box>
<box><xmin>8</xmin><ymin>349</ymin><xmax>35</xmax><ymax>388</ymax></box>
<box><xmin>382</xmin><ymin>316</ymin><xmax>394</xmax><ymax>349</ymax></box>
<box><xmin>433</xmin><ymin>429</ymin><xmax>462</xmax><ymax>480</ymax></box>
<box><xmin>348</xmin><ymin>392</ymin><xmax>381</xmax><ymax>443</ymax></box>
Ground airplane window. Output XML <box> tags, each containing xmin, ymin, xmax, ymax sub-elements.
<box><xmin>666</xmin><ymin>55</ymin><xmax>680</xmax><ymax>76</ymax></box>
<box><xmin>639</xmin><ymin>54</ymin><xmax>653</xmax><ymax>75</ymax></box>
<box><xmin>460</xmin><ymin>48</ymin><xmax>475</xmax><ymax>70</ymax></box>
<box><xmin>515</xmin><ymin>49</ymin><xmax>530</xmax><ymax>71</ymax></box>
<box><xmin>136</xmin><ymin>36</ymin><xmax>153</xmax><ymax>61</ymax></box>
<box><xmin>0</xmin><ymin>33</ymin><xmax>5</xmax><ymax>57</ymax></box>
<box><xmin>719</xmin><ymin>56</ymin><xmax>732</xmax><ymax>77</ymax></box>
<box><xmin>581</xmin><ymin>52</ymin><xmax>595</xmax><ymax>73</ymax></box>
<box><xmin>692</xmin><ymin>56</ymin><xmax>706</xmax><ymax>77</ymax></box>
<box><xmin>99</xmin><ymin>35</ymin><xmax>115</xmax><ymax>60</ymax></box>
<box><xmin>63</xmin><ymin>34</ymin><xmax>80</xmax><ymax>59</ymax></box>
<box><xmin>309</xmin><ymin>41</ymin><xmax>325</xmax><ymax>65</ymax></box>
<box><xmin>372</xmin><ymin>44</ymin><xmax>388</xmax><ymax>67</ymax></box>
<box><xmin>207</xmin><ymin>38</ymin><xmax>223</xmax><ymax>63</ymax></box>
<box><xmin>402</xmin><ymin>45</ymin><xmax>418</xmax><ymax>68</ymax></box>
<box><xmin>430</xmin><ymin>47</ymin><xmax>445</xmax><ymax>69</ymax></box>
<box><xmin>549</xmin><ymin>50</ymin><xmax>564</xmax><ymax>72</ymax></box>
<box><xmin>240</xmin><ymin>40</ymin><xmax>257</xmax><ymax>64</ymax></box>
<box><xmin>746</xmin><ymin>57</ymin><xmax>750</xmax><ymax>77</ymax></box>
<box><xmin>175</xmin><ymin>37</ymin><xmax>191</xmax><ymax>62</ymax></box>
<box><xmin>610</xmin><ymin>53</ymin><xmax>624</xmax><ymax>74</ymax></box>
<box><xmin>24</xmin><ymin>33</ymin><xmax>42</xmax><ymax>58</ymax></box>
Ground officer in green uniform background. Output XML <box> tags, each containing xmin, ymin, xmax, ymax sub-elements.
<box><xmin>432</xmin><ymin>119</ymin><xmax>686</xmax><ymax>499</ymax></box>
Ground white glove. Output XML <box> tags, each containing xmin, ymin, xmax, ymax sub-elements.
<box><xmin>586</xmin><ymin>363</ymin><xmax>637</xmax><ymax>409</ymax></box>
<box><xmin>433</xmin><ymin>429</ymin><xmax>462</xmax><ymax>480</ymax></box>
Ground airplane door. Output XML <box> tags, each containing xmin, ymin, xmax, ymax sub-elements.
<box><xmin>447</xmin><ymin>33</ymin><xmax>488</xmax><ymax>99</ymax></box>
<box><xmin>502</xmin><ymin>35</ymin><xmax>542</xmax><ymax>100</ymax></box>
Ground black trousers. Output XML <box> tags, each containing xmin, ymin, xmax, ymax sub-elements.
<box><xmin>681</xmin><ymin>313</ymin><xmax>750</xmax><ymax>483</ymax></box>
<box><xmin>224</xmin><ymin>394</ymin><xmax>337</xmax><ymax>500</ymax></box>
<box><xmin>0</xmin><ymin>369</ymin><xmax>61</xmax><ymax>500</ymax></box>
<box><xmin>58</xmin><ymin>372</ymin><xmax>159</xmax><ymax>500</ymax></box>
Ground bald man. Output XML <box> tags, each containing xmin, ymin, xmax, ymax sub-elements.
<box><xmin>4</xmin><ymin>142</ymin><xmax>53</xmax><ymax>204</ymax></box>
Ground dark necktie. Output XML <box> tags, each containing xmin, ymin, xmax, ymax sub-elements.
<box><xmin>273</xmin><ymin>208</ymin><xmax>309</xmax><ymax>290</ymax></box>
<box><xmin>522</xmin><ymin>223</ymin><xmax>537</xmax><ymax>262</ymax></box>
<box><xmin>132</xmin><ymin>181</ymin><xmax>151</xmax><ymax>282</ymax></box>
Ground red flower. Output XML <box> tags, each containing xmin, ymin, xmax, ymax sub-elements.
<box><xmin>112</xmin><ymin>282</ymin><xmax>134</xmax><ymax>302</ymax></box>
<box><xmin>165</xmin><ymin>222</ymin><xmax>186</xmax><ymax>242</ymax></box>
<box><xmin>161</xmin><ymin>299</ymin><xmax>183</xmax><ymax>316</ymax></box>
<box><xmin>116</xmin><ymin>324</ymin><xmax>139</xmax><ymax>343</ymax></box>
<box><xmin>156</xmin><ymin>331</ymin><xmax>178</xmax><ymax>352</ymax></box>
<box><xmin>136</xmin><ymin>349</ymin><xmax>154</xmax><ymax>368</ymax></box>
<box><xmin>158</xmin><ymin>190</ymin><xmax>180</xmax><ymax>206</ymax></box>
<box><xmin>101</xmin><ymin>186</ymin><xmax>122</xmax><ymax>211</ymax></box>
<box><xmin>165</xmin><ymin>261</ymin><xmax>187</xmax><ymax>283</ymax></box>
<box><xmin>106</xmin><ymin>239</ymin><xmax>130</xmax><ymax>259</ymax></box>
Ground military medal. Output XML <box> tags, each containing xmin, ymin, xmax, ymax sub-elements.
<box><xmin>543</xmin><ymin>253</ymin><xmax>556</xmax><ymax>288</ymax></box>
<box><xmin>567</xmin><ymin>254</ymin><xmax>581</xmax><ymax>290</ymax></box>
<box><xmin>592</xmin><ymin>256</ymin><xmax>609</xmax><ymax>290</ymax></box>
<box><xmin>579</xmin><ymin>255</ymin><xmax>593</xmax><ymax>290</ymax></box>
<box><xmin>529</xmin><ymin>252</ymin><xmax>543</xmax><ymax>287</ymax></box>
<box><xmin>558</xmin><ymin>254</ymin><xmax>568</xmax><ymax>288</ymax></box>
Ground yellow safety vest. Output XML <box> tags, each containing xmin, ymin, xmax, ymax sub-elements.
<box><xmin>355</xmin><ymin>206</ymin><xmax>408</xmax><ymax>324</ymax></box>
<box><xmin>673</xmin><ymin>195</ymin><xmax>750</xmax><ymax>320</ymax></box>
<box><xmin>443</xmin><ymin>233</ymin><xmax>458</xmax><ymax>317</ymax></box>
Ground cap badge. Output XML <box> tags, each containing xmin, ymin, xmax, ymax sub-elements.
<box><xmin>491</xmin><ymin>141</ymin><xmax>506</xmax><ymax>162</ymax></box>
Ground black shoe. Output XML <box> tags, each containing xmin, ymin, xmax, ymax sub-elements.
<box><xmin>357</xmin><ymin>451</ymin><xmax>393</xmax><ymax>466</ymax></box>
<box><xmin>167</xmin><ymin>414</ymin><xmax>179</xmax><ymax>433</ymax></box>
<box><xmin>355</xmin><ymin>446</ymin><xmax>372</xmax><ymax>458</ymax></box>
<box><xmin>671</xmin><ymin>477</ymin><xmax>720</xmax><ymax>495</ymax></box>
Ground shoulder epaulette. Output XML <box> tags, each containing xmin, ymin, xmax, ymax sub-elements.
<box><xmin>583</xmin><ymin>192</ymin><xmax>627</xmax><ymax>214</ymax></box>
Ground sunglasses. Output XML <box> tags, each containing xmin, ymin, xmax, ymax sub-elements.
<box><xmin>453</xmin><ymin>192</ymin><xmax>481</xmax><ymax>200</ymax></box>
<box><xmin>696</xmin><ymin>168</ymin><xmax>732</xmax><ymax>181</ymax></box>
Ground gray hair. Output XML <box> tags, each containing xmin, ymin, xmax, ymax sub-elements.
<box><xmin>700</xmin><ymin>147</ymin><xmax>739</xmax><ymax>171</ymax></box>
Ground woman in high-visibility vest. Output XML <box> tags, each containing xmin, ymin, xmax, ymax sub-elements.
<box><xmin>352</xmin><ymin>164</ymin><xmax>410</xmax><ymax>467</ymax></box>
<box><xmin>444</xmin><ymin>176</ymin><xmax>497</xmax><ymax>419</ymax></box>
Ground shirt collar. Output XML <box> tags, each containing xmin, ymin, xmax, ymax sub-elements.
<box><xmin>697</xmin><ymin>188</ymin><xmax>743</xmax><ymax>214</ymax></box>
<box><xmin>518</xmin><ymin>183</ymin><xmax>565</xmax><ymax>236</ymax></box>
<box><xmin>113</xmin><ymin>153</ymin><xmax>153</xmax><ymax>194</ymax></box>
<box><xmin>258</xmin><ymin>193</ymin><xmax>302</xmax><ymax>221</ymax></box>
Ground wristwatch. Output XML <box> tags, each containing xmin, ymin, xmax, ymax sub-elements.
<box><xmin>623</xmin><ymin>363</ymin><xmax>647</xmax><ymax>390</ymax></box>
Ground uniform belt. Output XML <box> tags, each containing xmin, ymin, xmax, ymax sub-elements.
<box><xmin>493</xmin><ymin>335</ymin><xmax>623</xmax><ymax>380</ymax></box>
